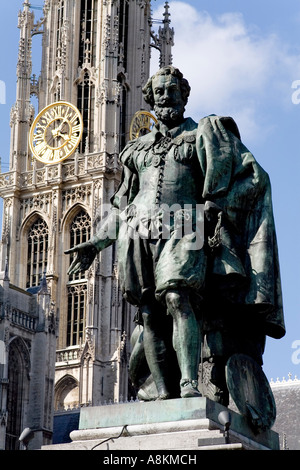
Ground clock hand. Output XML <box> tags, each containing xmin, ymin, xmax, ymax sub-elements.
<box><xmin>51</xmin><ymin>118</ymin><xmax>68</xmax><ymax>138</ymax></box>
<box><xmin>57</xmin><ymin>131</ymin><xmax>70</xmax><ymax>141</ymax></box>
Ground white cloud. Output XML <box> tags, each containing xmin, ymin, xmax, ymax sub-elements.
<box><xmin>151</xmin><ymin>1</ymin><xmax>300</xmax><ymax>142</ymax></box>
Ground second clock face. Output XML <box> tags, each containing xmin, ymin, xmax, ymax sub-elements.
<box><xmin>29</xmin><ymin>101</ymin><xmax>83</xmax><ymax>164</ymax></box>
<box><xmin>129</xmin><ymin>110</ymin><xmax>157</xmax><ymax>140</ymax></box>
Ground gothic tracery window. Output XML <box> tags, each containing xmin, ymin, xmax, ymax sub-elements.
<box><xmin>55</xmin><ymin>0</ymin><xmax>65</xmax><ymax>83</ymax></box>
<box><xmin>77</xmin><ymin>72</ymin><xmax>95</xmax><ymax>154</ymax></box>
<box><xmin>67</xmin><ymin>210</ymin><xmax>91</xmax><ymax>347</ymax></box>
<box><xmin>118</xmin><ymin>77</ymin><xmax>128</xmax><ymax>151</ymax></box>
<box><xmin>56</xmin><ymin>0</ymin><xmax>65</xmax><ymax>52</ymax></box>
<box><xmin>77</xmin><ymin>0</ymin><xmax>98</xmax><ymax>154</ymax></box>
<box><xmin>118</xmin><ymin>0</ymin><xmax>129</xmax><ymax>68</ymax></box>
<box><xmin>79</xmin><ymin>0</ymin><xmax>98</xmax><ymax>68</ymax></box>
<box><xmin>6</xmin><ymin>341</ymin><xmax>28</xmax><ymax>450</ymax></box>
<box><xmin>26</xmin><ymin>218</ymin><xmax>49</xmax><ymax>288</ymax></box>
<box><xmin>67</xmin><ymin>284</ymin><xmax>88</xmax><ymax>347</ymax></box>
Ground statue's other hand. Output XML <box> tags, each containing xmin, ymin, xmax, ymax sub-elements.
<box><xmin>204</xmin><ymin>201</ymin><xmax>222</xmax><ymax>222</ymax></box>
<box><xmin>65</xmin><ymin>242</ymin><xmax>98</xmax><ymax>275</ymax></box>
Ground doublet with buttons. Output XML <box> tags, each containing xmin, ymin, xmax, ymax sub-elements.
<box><xmin>137</xmin><ymin>131</ymin><xmax>203</xmax><ymax>209</ymax></box>
<box><xmin>112</xmin><ymin>117</ymin><xmax>207</xmax><ymax>306</ymax></box>
<box><xmin>115</xmin><ymin>118</ymin><xmax>204</xmax><ymax>232</ymax></box>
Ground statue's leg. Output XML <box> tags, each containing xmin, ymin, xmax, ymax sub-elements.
<box><xmin>141</xmin><ymin>304</ymin><xmax>171</xmax><ymax>400</ymax></box>
<box><xmin>165</xmin><ymin>289</ymin><xmax>202</xmax><ymax>398</ymax></box>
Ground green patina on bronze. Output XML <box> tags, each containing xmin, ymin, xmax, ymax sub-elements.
<box><xmin>66</xmin><ymin>66</ymin><xmax>285</xmax><ymax>431</ymax></box>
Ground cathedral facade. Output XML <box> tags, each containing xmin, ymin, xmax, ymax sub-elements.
<box><xmin>0</xmin><ymin>0</ymin><xmax>173</xmax><ymax>449</ymax></box>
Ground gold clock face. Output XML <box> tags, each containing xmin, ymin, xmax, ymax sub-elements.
<box><xmin>29</xmin><ymin>101</ymin><xmax>83</xmax><ymax>164</ymax></box>
<box><xmin>129</xmin><ymin>110</ymin><xmax>157</xmax><ymax>140</ymax></box>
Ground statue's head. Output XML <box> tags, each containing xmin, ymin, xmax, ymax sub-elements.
<box><xmin>142</xmin><ymin>66</ymin><xmax>191</xmax><ymax>126</ymax></box>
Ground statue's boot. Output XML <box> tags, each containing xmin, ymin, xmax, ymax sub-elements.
<box><xmin>180</xmin><ymin>379</ymin><xmax>201</xmax><ymax>398</ymax></box>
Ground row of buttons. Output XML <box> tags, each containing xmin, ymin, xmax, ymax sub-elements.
<box><xmin>155</xmin><ymin>153</ymin><xmax>166</xmax><ymax>205</ymax></box>
<box><xmin>152</xmin><ymin>136</ymin><xmax>173</xmax><ymax>205</ymax></box>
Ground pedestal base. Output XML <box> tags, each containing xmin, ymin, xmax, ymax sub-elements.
<box><xmin>42</xmin><ymin>398</ymin><xmax>279</xmax><ymax>450</ymax></box>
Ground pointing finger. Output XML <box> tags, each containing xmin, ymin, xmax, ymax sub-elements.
<box><xmin>65</xmin><ymin>248</ymin><xmax>77</xmax><ymax>254</ymax></box>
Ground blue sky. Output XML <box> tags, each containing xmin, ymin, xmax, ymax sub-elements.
<box><xmin>0</xmin><ymin>1</ymin><xmax>300</xmax><ymax>383</ymax></box>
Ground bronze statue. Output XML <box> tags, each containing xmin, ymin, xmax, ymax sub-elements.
<box><xmin>66</xmin><ymin>66</ymin><xmax>285</xmax><ymax>429</ymax></box>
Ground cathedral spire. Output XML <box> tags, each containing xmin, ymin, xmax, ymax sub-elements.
<box><xmin>158</xmin><ymin>2</ymin><xmax>174</xmax><ymax>67</ymax></box>
<box><xmin>9</xmin><ymin>1</ymin><xmax>35</xmax><ymax>172</ymax></box>
<box><xmin>151</xmin><ymin>1</ymin><xmax>174</xmax><ymax>68</ymax></box>
<box><xmin>159</xmin><ymin>1</ymin><xmax>174</xmax><ymax>67</ymax></box>
<box><xmin>17</xmin><ymin>1</ymin><xmax>34</xmax><ymax>96</ymax></box>
<box><xmin>163</xmin><ymin>1</ymin><xmax>171</xmax><ymax>23</ymax></box>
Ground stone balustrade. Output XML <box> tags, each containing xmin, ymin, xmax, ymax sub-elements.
<box><xmin>0</xmin><ymin>152</ymin><xmax>120</xmax><ymax>194</ymax></box>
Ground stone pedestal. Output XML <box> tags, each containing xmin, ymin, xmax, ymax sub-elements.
<box><xmin>42</xmin><ymin>397</ymin><xmax>279</xmax><ymax>451</ymax></box>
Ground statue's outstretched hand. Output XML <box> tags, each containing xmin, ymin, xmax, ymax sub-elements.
<box><xmin>65</xmin><ymin>241</ymin><xmax>98</xmax><ymax>275</ymax></box>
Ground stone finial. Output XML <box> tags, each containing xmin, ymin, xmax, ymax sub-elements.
<box><xmin>158</xmin><ymin>2</ymin><xmax>174</xmax><ymax>67</ymax></box>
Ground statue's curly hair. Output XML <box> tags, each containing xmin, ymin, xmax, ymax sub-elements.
<box><xmin>142</xmin><ymin>66</ymin><xmax>191</xmax><ymax>109</ymax></box>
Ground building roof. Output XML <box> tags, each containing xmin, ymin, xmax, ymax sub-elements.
<box><xmin>270</xmin><ymin>375</ymin><xmax>300</xmax><ymax>450</ymax></box>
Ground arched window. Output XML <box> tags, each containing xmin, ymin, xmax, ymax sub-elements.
<box><xmin>26</xmin><ymin>218</ymin><xmax>49</xmax><ymax>289</ymax></box>
<box><xmin>77</xmin><ymin>0</ymin><xmax>98</xmax><ymax>154</ymax></box>
<box><xmin>118</xmin><ymin>78</ymin><xmax>128</xmax><ymax>151</ymax></box>
<box><xmin>68</xmin><ymin>210</ymin><xmax>91</xmax><ymax>282</ymax></box>
<box><xmin>79</xmin><ymin>0</ymin><xmax>98</xmax><ymax>68</ymax></box>
<box><xmin>77</xmin><ymin>72</ymin><xmax>95</xmax><ymax>154</ymax></box>
<box><xmin>56</xmin><ymin>0</ymin><xmax>65</xmax><ymax>53</ymax></box>
<box><xmin>6</xmin><ymin>340</ymin><xmax>29</xmax><ymax>450</ymax></box>
<box><xmin>67</xmin><ymin>210</ymin><xmax>91</xmax><ymax>347</ymax></box>
<box><xmin>54</xmin><ymin>375</ymin><xmax>79</xmax><ymax>411</ymax></box>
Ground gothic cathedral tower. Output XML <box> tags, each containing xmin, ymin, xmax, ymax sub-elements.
<box><xmin>0</xmin><ymin>0</ymin><xmax>174</xmax><ymax>413</ymax></box>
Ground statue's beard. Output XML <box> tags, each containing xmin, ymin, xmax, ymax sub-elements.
<box><xmin>154</xmin><ymin>103</ymin><xmax>185</xmax><ymax>125</ymax></box>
